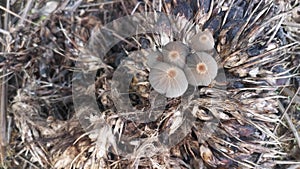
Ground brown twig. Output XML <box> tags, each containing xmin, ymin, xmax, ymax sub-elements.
<box><xmin>0</xmin><ymin>0</ymin><xmax>8</xmax><ymax>166</ymax></box>
<box><xmin>0</xmin><ymin>70</ymin><xmax>7</xmax><ymax>166</ymax></box>
<box><xmin>0</xmin><ymin>5</ymin><xmax>38</xmax><ymax>26</ymax></box>
<box><xmin>18</xmin><ymin>0</ymin><xmax>34</xmax><ymax>26</ymax></box>
<box><xmin>280</xmin><ymin>87</ymin><xmax>300</xmax><ymax>149</ymax></box>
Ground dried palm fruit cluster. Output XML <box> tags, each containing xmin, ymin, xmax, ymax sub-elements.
<box><xmin>3</xmin><ymin>0</ymin><xmax>300</xmax><ymax>169</ymax></box>
<box><xmin>82</xmin><ymin>1</ymin><xmax>300</xmax><ymax>168</ymax></box>
<box><xmin>148</xmin><ymin>31</ymin><xmax>218</xmax><ymax>98</ymax></box>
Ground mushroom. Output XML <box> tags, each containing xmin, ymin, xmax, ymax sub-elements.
<box><xmin>184</xmin><ymin>52</ymin><xmax>218</xmax><ymax>86</ymax></box>
<box><xmin>292</xmin><ymin>7</ymin><xmax>300</xmax><ymax>23</ymax></box>
<box><xmin>149</xmin><ymin>62</ymin><xmax>188</xmax><ymax>98</ymax></box>
<box><xmin>162</xmin><ymin>41</ymin><xmax>189</xmax><ymax>68</ymax></box>
<box><xmin>189</xmin><ymin>30</ymin><xmax>215</xmax><ymax>51</ymax></box>
<box><xmin>146</xmin><ymin>50</ymin><xmax>163</xmax><ymax>68</ymax></box>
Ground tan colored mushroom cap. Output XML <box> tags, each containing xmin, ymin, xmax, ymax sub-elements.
<box><xmin>189</xmin><ymin>30</ymin><xmax>215</xmax><ymax>51</ymax></box>
<box><xmin>292</xmin><ymin>7</ymin><xmax>300</xmax><ymax>23</ymax></box>
<box><xmin>149</xmin><ymin>62</ymin><xmax>188</xmax><ymax>98</ymax></box>
<box><xmin>184</xmin><ymin>52</ymin><xmax>218</xmax><ymax>86</ymax></box>
<box><xmin>146</xmin><ymin>50</ymin><xmax>163</xmax><ymax>68</ymax></box>
<box><xmin>162</xmin><ymin>41</ymin><xmax>189</xmax><ymax>68</ymax></box>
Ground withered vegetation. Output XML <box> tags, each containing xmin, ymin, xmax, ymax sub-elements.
<box><xmin>0</xmin><ymin>0</ymin><xmax>299</xmax><ymax>169</ymax></box>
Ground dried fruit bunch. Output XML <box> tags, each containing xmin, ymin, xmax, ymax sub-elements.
<box><xmin>147</xmin><ymin>30</ymin><xmax>218</xmax><ymax>98</ymax></box>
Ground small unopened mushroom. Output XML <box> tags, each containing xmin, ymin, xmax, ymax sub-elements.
<box><xmin>292</xmin><ymin>7</ymin><xmax>300</xmax><ymax>23</ymax></box>
<box><xmin>146</xmin><ymin>50</ymin><xmax>163</xmax><ymax>68</ymax></box>
<box><xmin>189</xmin><ymin>30</ymin><xmax>215</xmax><ymax>51</ymax></box>
<box><xmin>162</xmin><ymin>41</ymin><xmax>189</xmax><ymax>68</ymax></box>
<box><xmin>149</xmin><ymin>62</ymin><xmax>188</xmax><ymax>98</ymax></box>
<box><xmin>184</xmin><ymin>52</ymin><xmax>218</xmax><ymax>86</ymax></box>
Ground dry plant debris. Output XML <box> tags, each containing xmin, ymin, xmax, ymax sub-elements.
<box><xmin>0</xmin><ymin>0</ymin><xmax>299</xmax><ymax>169</ymax></box>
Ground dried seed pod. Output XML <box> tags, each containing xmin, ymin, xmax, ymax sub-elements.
<box><xmin>189</xmin><ymin>30</ymin><xmax>215</xmax><ymax>51</ymax></box>
<box><xmin>162</xmin><ymin>41</ymin><xmax>189</xmax><ymax>68</ymax></box>
<box><xmin>149</xmin><ymin>62</ymin><xmax>188</xmax><ymax>98</ymax></box>
<box><xmin>184</xmin><ymin>52</ymin><xmax>218</xmax><ymax>86</ymax></box>
<box><xmin>146</xmin><ymin>50</ymin><xmax>163</xmax><ymax>68</ymax></box>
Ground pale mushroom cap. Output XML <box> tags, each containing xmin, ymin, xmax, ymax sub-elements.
<box><xmin>184</xmin><ymin>52</ymin><xmax>218</xmax><ymax>86</ymax></box>
<box><xmin>149</xmin><ymin>62</ymin><xmax>188</xmax><ymax>98</ymax></box>
<box><xmin>189</xmin><ymin>30</ymin><xmax>215</xmax><ymax>51</ymax></box>
<box><xmin>146</xmin><ymin>51</ymin><xmax>163</xmax><ymax>68</ymax></box>
<box><xmin>162</xmin><ymin>41</ymin><xmax>189</xmax><ymax>68</ymax></box>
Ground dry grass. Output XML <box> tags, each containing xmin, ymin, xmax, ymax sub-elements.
<box><xmin>0</xmin><ymin>0</ymin><xmax>299</xmax><ymax>168</ymax></box>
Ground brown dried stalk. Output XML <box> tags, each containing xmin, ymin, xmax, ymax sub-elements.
<box><xmin>0</xmin><ymin>0</ymin><xmax>8</xmax><ymax>166</ymax></box>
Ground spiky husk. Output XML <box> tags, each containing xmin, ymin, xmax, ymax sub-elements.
<box><xmin>1</xmin><ymin>0</ymin><xmax>299</xmax><ymax>169</ymax></box>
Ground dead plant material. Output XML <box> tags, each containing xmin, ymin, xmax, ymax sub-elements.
<box><xmin>0</xmin><ymin>0</ymin><xmax>299</xmax><ymax>169</ymax></box>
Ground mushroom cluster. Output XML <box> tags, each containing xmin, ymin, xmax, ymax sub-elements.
<box><xmin>147</xmin><ymin>30</ymin><xmax>218</xmax><ymax>98</ymax></box>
